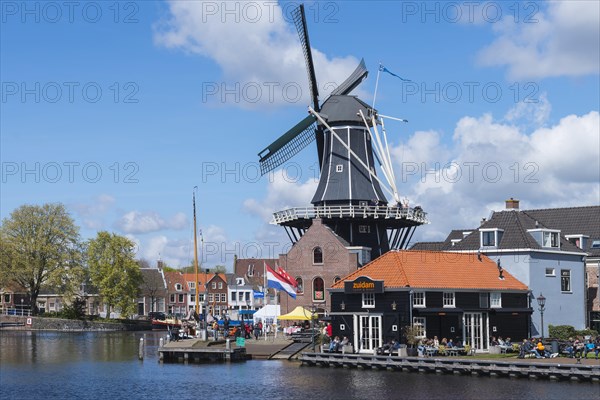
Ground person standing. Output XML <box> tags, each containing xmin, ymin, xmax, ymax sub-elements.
<box><xmin>326</xmin><ymin>323</ymin><xmax>332</xmax><ymax>338</ymax></box>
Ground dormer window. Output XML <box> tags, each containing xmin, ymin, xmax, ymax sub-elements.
<box><xmin>175</xmin><ymin>283</ymin><xmax>182</xmax><ymax>291</ymax></box>
<box><xmin>565</xmin><ymin>235</ymin><xmax>589</xmax><ymax>250</ymax></box>
<box><xmin>480</xmin><ymin>228</ymin><xmax>503</xmax><ymax>248</ymax></box>
<box><xmin>543</xmin><ymin>231</ymin><xmax>559</xmax><ymax>248</ymax></box>
<box><xmin>236</xmin><ymin>278</ymin><xmax>243</xmax><ymax>285</ymax></box>
<box><xmin>248</xmin><ymin>264</ymin><xmax>254</xmax><ymax>277</ymax></box>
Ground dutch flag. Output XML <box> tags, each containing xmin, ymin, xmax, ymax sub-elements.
<box><xmin>266</xmin><ymin>264</ymin><xmax>297</xmax><ymax>299</ymax></box>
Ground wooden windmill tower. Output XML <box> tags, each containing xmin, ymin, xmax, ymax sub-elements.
<box><xmin>258</xmin><ymin>5</ymin><xmax>428</xmax><ymax>259</ymax></box>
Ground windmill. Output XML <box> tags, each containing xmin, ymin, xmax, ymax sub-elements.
<box><xmin>258</xmin><ymin>5</ymin><xmax>427</xmax><ymax>259</ymax></box>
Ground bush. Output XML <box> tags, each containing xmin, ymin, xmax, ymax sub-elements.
<box><xmin>549</xmin><ymin>324</ymin><xmax>599</xmax><ymax>340</ymax></box>
<box><xmin>548</xmin><ymin>325</ymin><xmax>576</xmax><ymax>340</ymax></box>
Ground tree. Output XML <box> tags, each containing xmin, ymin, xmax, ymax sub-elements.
<box><xmin>0</xmin><ymin>203</ymin><xmax>84</xmax><ymax>315</ymax></box>
<box><xmin>212</xmin><ymin>265</ymin><xmax>227</xmax><ymax>274</ymax></box>
<box><xmin>87</xmin><ymin>232</ymin><xmax>142</xmax><ymax>319</ymax></box>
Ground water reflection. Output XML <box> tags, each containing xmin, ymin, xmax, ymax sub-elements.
<box><xmin>1</xmin><ymin>331</ymin><xmax>597</xmax><ymax>400</ymax></box>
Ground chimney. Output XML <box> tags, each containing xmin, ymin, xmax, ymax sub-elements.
<box><xmin>505</xmin><ymin>198</ymin><xmax>520</xmax><ymax>210</ymax></box>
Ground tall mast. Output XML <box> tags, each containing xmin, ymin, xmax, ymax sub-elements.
<box><xmin>193</xmin><ymin>186</ymin><xmax>200</xmax><ymax>314</ymax></box>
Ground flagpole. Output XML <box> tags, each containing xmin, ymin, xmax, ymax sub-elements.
<box><xmin>264</xmin><ymin>261</ymin><xmax>267</xmax><ymax>340</ymax></box>
<box><xmin>372</xmin><ymin>62</ymin><xmax>382</xmax><ymax>110</ymax></box>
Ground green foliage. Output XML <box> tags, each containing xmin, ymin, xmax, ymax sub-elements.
<box><xmin>549</xmin><ymin>324</ymin><xmax>599</xmax><ymax>339</ymax></box>
<box><xmin>0</xmin><ymin>203</ymin><xmax>84</xmax><ymax>315</ymax></box>
<box><xmin>87</xmin><ymin>232</ymin><xmax>142</xmax><ymax>319</ymax></box>
<box><xmin>548</xmin><ymin>325</ymin><xmax>576</xmax><ymax>340</ymax></box>
<box><xmin>60</xmin><ymin>297</ymin><xmax>87</xmax><ymax>319</ymax></box>
<box><xmin>402</xmin><ymin>325</ymin><xmax>420</xmax><ymax>346</ymax></box>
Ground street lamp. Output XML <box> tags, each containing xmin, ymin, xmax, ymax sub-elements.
<box><xmin>536</xmin><ymin>293</ymin><xmax>546</xmax><ymax>339</ymax></box>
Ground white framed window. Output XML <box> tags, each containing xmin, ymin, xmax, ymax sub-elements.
<box><xmin>362</xmin><ymin>293</ymin><xmax>375</xmax><ymax>308</ymax></box>
<box><xmin>178</xmin><ymin>294</ymin><xmax>184</xmax><ymax>303</ymax></box>
<box><xmin>313</xmin><ymin>247</ymin><xmax>323</xmax><ymax>264</ymax></box>
<box><xmin>212</xmin><ymin>282</ymin><xmax>217</xmax><ymax>289</ymax></box>
<box><xmin>231</xmin><ymin>292</ymin><xmax>236</xmax><ymax>301</ymax></box>
<box><xmin>218</xmin><ymin>282</ymin><xmax>223</xmax><ymax>289</ymax></box>
<box><xmin>190</xmin><ymin>294</ymin><xmax>195</xmax><ymax>302</ymax></box>
<box><xmin>413</xmin><ymin>317</ymin><xmax>426</xmax><ymax>338</ymax></box>
<box><xmin>248</xmin><ymin>264</ymin><xmax>254</xmax><ymax>276</ymax></box>
<box><xmin>490</xmin><ymin>292</ymin><xmax>502</xmax><ymax>308</ymax></box>
<box><xmin>175</xmin><ymin>283</ymin><xmax>182</xmax><ymax>291</ymax></box>
<box><xmin>443</xmin><ymin>292</ymin><xmax>455</xmax><ymax>308</ymax></box>
<box><xmin>545</xmin><ymin>268</ymin><xmax>556</xmax><ymax>277</ymax></box>
<box><xmin>336</xmin><ymin>164</ymin><xmax>343</xmax><ymax>172</ymax></box>
<box><xmin>220</xmin><ymin>293</ymin><xmax>226</xmax><ymax>302</ymax></box>
<box><xmin>198</xmin><ymin>294</ymin><xmax>204</xmax><ymax>302</ymax></box>
<box><xmin>480</xmin><ymin>228</ymin><xmax>503</xmax><ymax>248</ymax></box>
<box><xmin>188</xmin><ymin>282</ymin><xmax>195</xmax><ymax>290</ymax></box>
<box><xmin>208</xmin><ymin>294</ymin><xmax>214</xmax><ymax>302</ymax></box>
<box><xmin>543</xmin><ymin>231</ymin><xmax>559</xmax><ymax>248</ymax></box>
<box><xmin>561</xmin><ymin>269</ymin><xmax>571</xmax><ymax>292</ymax></box>
<box><xmin>413</xmin><ymin>292</ymin><xmax>426</xmax><ymax>307</ymax></box>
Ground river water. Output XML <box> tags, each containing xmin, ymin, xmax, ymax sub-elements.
<box><xmin>0</xmin><ymin>331</ymin><xmax>597</xmax><ymax>400</ymax></box>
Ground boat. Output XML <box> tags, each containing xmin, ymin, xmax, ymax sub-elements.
<box><xmin>151</xmin><ymin>317</ymin><xmax>182</xmax><ymax>330</ymax></box>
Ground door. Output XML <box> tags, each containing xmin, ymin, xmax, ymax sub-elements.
<box><xmin>355</xmin><ymin>315</ymin><xmax>382</xmax><ymax>353</ymax></box>
<box><xmin>463</xmin><ymin>312</ymin><xmax>488</xmax><ymax>351</ymax></box>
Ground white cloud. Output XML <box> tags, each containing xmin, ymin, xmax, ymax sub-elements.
<box><xmin>115</xmin><ymin>211</ymin><xmax>188</xmax><ymax>234</ymax></box>
<box><xmin>154</xmin><ymin>1</ymin><xmax>360</xmax><ymax>107</ymax></box>
<box><xmin>477</xmin><ymin>1</ymin><xmax>600</xmax><ymax>79</ymax></box>
<box><xmin>243</xmin><ymin>172</ymin><xmax>318</xmax><ymax>222</ymax></box>
<box><xmin>69</xmin><ymin>194</ymin><xmax>116</xmax><ymax>230</ymax></box>
<box><xmin>395</xmin><ymin>107</ymin><xmax>599</xmax><ymax>244</ymax></box>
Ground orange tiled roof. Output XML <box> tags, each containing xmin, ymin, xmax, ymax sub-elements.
<box><xmin>331</xmin><ymin>250</ymin><xmax>527</xmax><ymax>291</ymax></box>
<box><xmin>182</xmin><ymin>272</ymin><xmax>214</xmax><ymax>286</ymax></box>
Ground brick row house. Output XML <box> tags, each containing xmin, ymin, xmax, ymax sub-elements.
<box><xmin>329</xmin><ymin>250</ymin><xmax>531</xmax><ymax>353</ymax></box>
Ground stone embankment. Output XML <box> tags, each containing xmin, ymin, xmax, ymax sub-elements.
<box><xmin>0</xmin><ymin>315</ymin><xmax>150</xmax><ymax>331</ymax></box>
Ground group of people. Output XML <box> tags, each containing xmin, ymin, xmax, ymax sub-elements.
<box><xmin>376</xmin><ymin>339</ymin><xmax>401</xmax><ymax>355</ymax></box>
<box><xmin>328</xmin><ymin>336</ymin><xmax>350</xmax><ymax>352</ymax></box>
<box><xmin>563</xmin><ymin>336</ymin><xmax>600</xmax><ymax>359</ymax></box>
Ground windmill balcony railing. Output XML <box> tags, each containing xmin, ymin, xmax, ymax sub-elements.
<box><xmin>271</xmin><ymin>205</ymin><xmax>428</xmax><ymax>225</ymax></box>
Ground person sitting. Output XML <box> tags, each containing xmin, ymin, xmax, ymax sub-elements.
<box><xmin>446</xmin><ymin>338</ymin><xmax>454</xmax><ymax>348</ymax></box>
<box><xmin>505</xmin><ymin>337</ymin><xmax>512</xmax><ymax>346</ymax></box>
<box><xmin>574</xmin><ymin>339</ymin><xmax>585</xmax><ymax>358</ymax></box>
<box><xmin>490</xmin><ymin>336</ymin><xmax>499</xmax><ymax>346</ymax></box>
<box><xmin>433</xmin><ymin>336</ymin><xmax>439</xmax><ymax>347</ymax></box>
<box><xmin>583</xmin><ymin>340</ymin><xmax>596</xmax><ymax>359</ymax></box>
<box><xmin>497</xmin><ymin>336</ymin><xmax>505</xmax><ymax>346</ymax></box>
<box><xmin>534</xmin><ymin>340</ymin><xmax>550</xmax><ymax>358</ymax></box>
<box><xmin>518</xmin><ymin>339</ymin><xmax>532</xmax><ymax>358</ymax></box>
<box><xmin>441</xmin><ymin>337</ymin><xmax>448</xmax><ymax>346</ymax></box>
<box><xmin>329</xmin><ymin>336</ymin><xmax>341</xmax><ymax>352</ymax></box>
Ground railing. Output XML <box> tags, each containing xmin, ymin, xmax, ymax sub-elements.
<box><xmin>1</xmin><ymin>307</ymin><xmax>32</xmax><ymax>316</ymax></box>
<box><xmin>272</xmin><ymin>205</ymin><xmax>428</xmax><ymax>225</ymax></box>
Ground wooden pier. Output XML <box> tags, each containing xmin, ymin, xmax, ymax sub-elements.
<box><xmin>299</xmin><ymin>353</ymin><xmax>600</xmax><ymax>383</ymax></box>
<box><xmin>158</xmin><ymin>339</ymin><xmax>247</xmax><ymax>363</ymax></box>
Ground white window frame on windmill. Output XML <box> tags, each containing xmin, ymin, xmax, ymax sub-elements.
<box><xmin>336</xmin><ymin>164</ymin><xmax>343</xmax><ymax>173</ymax></box>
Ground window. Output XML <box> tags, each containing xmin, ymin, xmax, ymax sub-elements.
<box><xmin>188</xmin><ymin>282</ymin><xmax>195</xmax><ymax>290</ymax></box>
<box><xmin>208</xmin><ymin>294</ymin><xmax>214</xmax><ymax>302</ymax></box>
<box><xmin>245</xmin><ymin>292</ymin><xmax>250</xmax><ymax>302</ymax></box>
<box><xmin>413</xmin><ymin>292</ymin><xmax>425</xmax><ymax>307</ymax></box>
<box><xmin>296</xmin><ymin>277</ymin><xmax>304</xmax><ymax>294</ymax></box>
<box><xmin>313</xmin><ymin>277</ymin><xmax>324</xmax><ymax>301</ymax></box>
<box><xmin>231</xmin><ymin>292</ymin><xmax>236</xmax><ymax>301</ymax></box>
<box><xmin>443</xmin><ymin>292</ymin><xmax>455</xmax><ymax>307</ymax></box>
<box><xmin>543</xmin><ymin>231</ymin><xmax>559</xmax><ymax>248</ymax></box>
<box><xmin>561</xmin><ymin>270</ymin><xmax>571</xmax><ymax>292</ymax></box>
<box><xmin>413</xmin><ymin>317</ymin><xmax>426</xmax><ymax>338</ymax></box>
<box><xmin>218</xmin><ymin>282</ymin><xmax>223</xmax><ymax>289</ymax></box>
<box><xmin>178</xmin><ymin>294</ymin><xmax>184</xmax><ymax>303</ymax></box>
<box><xmin>170</xmin><ymin>294</ymin><xmax>175</xmax><ymax>303</ymax></box>
<box><xmin>336</xmin><ymin>164</ymin><xmax>343</xmax><ymax>172</ymax></box>
<box><xmin>198</xmin><ymin>294</ymin><xmax>204</xmax><ymax>302</ymax></box>
<box><xmin>359</xmin><ymin>225</ymin><xmax>370</xmax><ymax>234</ymax></box>
<box><xmin>490</xmin><ymin>292</ymin><xmax>502</xmax><ymax>308</ymax></box>
<box><xmin>190</xmin><ymin>294</ymin><xmax>195</xmax><ymax>303</ymax></box>
<box><xmin>3</xmin><ymin>294</ymin><xmax>10</xmax><ymax>303</ymax></box>
<box><xmin>362</xmin><ymin>293</ymin><xmax>375</xmax><ymax>308</ymax></box>
<box><xmin>333</xmin><ymin>276</ymin><xmax>341</xmax><ymax>284</ymax></box>
<box><xmin>479</xmin><ymin>293</ymin><xmax>489</xmax><ymax>308</ymax></box>
<box><xmin>237</xmin><ymin>292</ymin><xmax>242</xmax><ymax>301</ymax></box>
<box><xmin>313</xmin><ymin>247</ymin><xmax>323</xmax><ymax>264</ymax></box>
<box><xmin>545</xmin><ymin>268</ymin><xmax>556</xmax><ymax>276</ymax></box>
<box><xmin>220</xmin><ymin>293</ymin><xmax>226</xmax><ymax>302</ymax></box>
<box><xmin>482</xmin><ymin>231</ymin><xmax>495</xmax><ymax>246</ymax></box>
<box><xmin>175</xmin><ymin>283</ymin><xmax>182</xmax><ymax>291</ymax></box>
<box><xmin>212</xmin><ymin>282</ymin><xmax>216</xmax><ymax>289</ymax></box>
<box><xmin>592</xmin><ymin>240</ymin><xmax>600</xmax><ymax>249</ymax></box>
<box><xmin>248</xmin><ymin>264</ymin><xmax>254</xmax><ymax>276</ymax></box>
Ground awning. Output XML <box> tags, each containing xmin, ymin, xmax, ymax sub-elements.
<box><xmin>239</xmin><ymin>310</ymin><xmax>256</xmax><ymax>315</ymax></box>
<box><xmin>278</xmin><ymin>306</ymin><xmax>317</xmax><ymax>321</ymax></box>
<box><xmin>492</xmin><ymin>308</ymin><xmax>533</xmax><ymax>314</ymax></box>
<box><xmin>414</xmin><ymin>308</ymin><xmax>464</xmax><ymax>314</ymax></box>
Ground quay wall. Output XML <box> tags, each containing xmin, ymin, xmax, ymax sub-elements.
<box><xmin>0</xmin><ymin>315</ymin><xmax>150</xmax><ymax>332</ymax></box>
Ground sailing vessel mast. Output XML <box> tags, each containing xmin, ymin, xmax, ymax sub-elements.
<box><xmin>193</xmin><ymin>187</ymin><xmax>200</xmax><ymax>314</ymax></box>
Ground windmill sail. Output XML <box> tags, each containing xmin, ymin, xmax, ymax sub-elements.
<box><xmin>292</xmin><ymin>5</ymin><xmax>319</xmax><ymax>112</ymax></box>
<box><xmin>258</xmin><ymin>115</ymin><xmax>317</xmax><ymax>175</ymax></box>
<box><xmin>330</xmin><ymin>58</ymin><xmax>368</xmax><ymax>96</ymax></box>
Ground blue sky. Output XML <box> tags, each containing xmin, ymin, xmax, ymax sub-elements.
<box><xmin>2</xmin><ymin>1</ymin><xmax>599</xmax><ymax>269</ymax></box>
